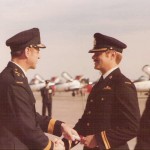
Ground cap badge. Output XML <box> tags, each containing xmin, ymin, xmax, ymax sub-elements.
<box><xmin>93</xmin><ymin>38</ymin><xmax>96</xmax><ymax>46</ymax></box>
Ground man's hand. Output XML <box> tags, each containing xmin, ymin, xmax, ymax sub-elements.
<box><xmin>61</xmin><ymin>123</ymin><xmax>80</xmax><ymax>141</ymax></box>
<box><xmin>80</xmin><ymin>135</ymin><xmax>98</xmax><ymax>148</ymax></box>
<box><xmin>54</xmin><ymin>138</ymin><xmax>65</xmax><ymax>150</ymax></box>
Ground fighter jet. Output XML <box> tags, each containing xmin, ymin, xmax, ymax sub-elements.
<box><xmin>134</xmin><ymin>65</ymin><xmax>150</xmax><ymax>93</ymax></box>
<box><xmin>53</xmin><ymin>72</ymin><xmax>89</xmax><ymax>96</ymax></box>
<box><xmin>29</xmin><ymin>72</ymin><xmax>90</xmax><ymax>96</ymax></box>
<box><xmin>29</xmin><ymin>74</ymin><xmax>55</xmax><ymax>91</ymax></box>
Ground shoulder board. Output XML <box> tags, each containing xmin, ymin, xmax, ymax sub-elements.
<box><xmin>12</xmin><ymin>68</ymin><xmax>26</xmax><ymax>85</ymax></box>
<box><xmin>124</xmin><ymin>81</ymin><xmax>132</xmax><ymax>85</ymax></box>
<box><xmin>16</xmin><ymin>81</ymin><xmax>24</xmax><ymax>84</ymax></box>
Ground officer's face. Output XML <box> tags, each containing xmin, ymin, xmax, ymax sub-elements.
<box><xmin>92</xmin><ymin>51</ymin><xmax>112</xmax><ymax>74</ymax></box>
<box><xmin>28</xmin><ymin>47</ymin><xmax>40</xmax><ymax>69</ymax></box>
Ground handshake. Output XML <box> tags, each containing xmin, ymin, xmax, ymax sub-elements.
<box><xmin>53</xmin><ymin>123</ymin><xmax>81</xmax><ymax>150</ymax></box>
<box><xmin>53</xmin><ymin>123</ymin><xmax>97</xmax><ymax>150</ymax></box>
<box><xmin>53</xmin><ymin>135</ymin><xmax>81</xmax><ymax>150</ymax></box>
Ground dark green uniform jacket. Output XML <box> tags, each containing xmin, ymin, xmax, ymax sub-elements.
<box><xmin>64</xmin><ymin>68</ymin><xmax>140</xmax><ymax>150</ymax></box>
<box><xmin>0</xmin><ymin>62</ymin><xmax>62</xmax><ymax>150</ymax></box>
<box><xmin>134</xmin><ymin>95</ymin><xmax>150</xmax><ymax>150</ymax></box>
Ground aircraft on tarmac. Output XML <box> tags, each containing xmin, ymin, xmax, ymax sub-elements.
<box><xmin>134</xmin><ymin>80</ymin><xmax>150</xmax><ymax>93</ymax></box>
<box><xmin>53</xmin><ymin>72</ymin><xmax>90</xmax><ymax>96</ymax></box>
<box><xmin>29</xmin><ymin>72</ymin><xmax>91</xmax><ymax>96</ymax></box>
<box><xmin>29</xmin><ymin>74</ymin><xmax>55</xmax><ymax>91</ymax></box>
<box><xmin>134</xmin><ymin>65</ymin><xmax>150</xmax><ymax>93</ymax></box>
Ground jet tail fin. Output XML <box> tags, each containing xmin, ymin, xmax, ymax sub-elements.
<box><xmin>142</xmin><ymin>65</ymin><xmax>150</xmax><ymax>77</ymax></box>
<box><xmin>61</xmin><ymin>72</ymin><xmax>74</xmax><ymax>82</ymax></box>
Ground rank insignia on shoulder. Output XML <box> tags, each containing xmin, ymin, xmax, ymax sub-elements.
<box><xmin>125</xmin><ymin>81</ymin><xmax>131</xmax><ymax>85</ymax></box>
<box><xmin>103</xmin><ymin>86</ymin><xmax>112</xmax><ymax>90</ymax></box>
<box><xmin>16</xmin><ymin>81</ymin><xmax>23</xmax><ymax>84</ymax></box>
<box><xmin>15</xmin><ymin>71</ymin><xmax>21</xmax><ymax>76</ymax></box>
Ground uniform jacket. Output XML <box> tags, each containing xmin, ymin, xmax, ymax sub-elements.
<box><xmin>64</xmin><ymin>68</ymin><xmax>140</xmax><ymax>150</ymax></box>
<box><xmin>41</xmin><ymin>87</ymin><xmax>52</xmax><ymax>104</ymax></box>
<box><xmin>134</xmin><ymin>95</ymin><xmax>150</xmax><ymax>150</ymax></box>
<box><xmin>0</xmin><ymin>62</ymin><xmax>62</xmax><ymax>150</ymax></box>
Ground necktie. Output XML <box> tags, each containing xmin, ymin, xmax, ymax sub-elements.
<box><xmin>99</xmin><ymin>76</ymin><xmax>104</xmax><ymax>83</ymax></box>
<box><xmin>95</xmin><ymin>76</ymin><xmax>104</xmax><ymax>87</ymax></box>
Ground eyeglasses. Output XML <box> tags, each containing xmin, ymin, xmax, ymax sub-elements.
<box><xmin>95</xmin><ymin>50</ymin><xmax>109</xmax><ymax>55</ymax></box>
<box><xmin>29</xmin><ymin>45</ymin><xmax>38</xmax><ymax>48</ymax></box>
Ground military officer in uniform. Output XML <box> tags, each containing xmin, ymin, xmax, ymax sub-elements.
<box><xmin>0</xmin><ymin>28</ymin><xmax>79</xmax><ymax>150</ymax></box>
<box><xmin>63</xmin><ymin>33</ymin><xmax>140</xmax><ymax>150</ymax></box>
<box><xmin>41</xmin><ymin>80</ymin><xmax>53</xmax><ymax>117</ymax></box>
<box><xmin>134</xmin><ymin>94</ymin><xmax>150</xmax><ymax>150</ymax></box>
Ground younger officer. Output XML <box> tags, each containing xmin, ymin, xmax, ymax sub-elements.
<box><xmin>63</xmin><ymin>33</ymin><xmax>140</xmax><ymax>150</ymax></box>
<box><xmin>0</xmin><ymin>28</ymin><xmax>79</xmax><ymax>150</ymax></box>
<box><xmin>134</xmin><ymin>94</ymin><xmax>150</xmax><ymax>150</ymax></box>
<box><xmin>41</xmin><ymin>80</ymin><xmax>53</xmax><ymax>117</ymax></box>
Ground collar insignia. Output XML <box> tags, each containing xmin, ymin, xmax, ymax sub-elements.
<box><xmin>103</xmin><ymin>86</ymin><xmax>112</xmax><ymax>90</ymax></box>
<box><xmin>109</xmin><ymin>75</ymin><xmax>112</xmax><ymax>79</ymax></box>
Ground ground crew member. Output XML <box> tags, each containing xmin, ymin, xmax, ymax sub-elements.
<box><xmin>63</xmin><ymin>32</ymin><xmax>140</xmax><ymax>150</ymax></box>
<box><xmin>134</xmin><ymin>94</ymin><xmax>150</xmax><ymax>150</ymax></box>
<box><xmin>41</xmin><ymin>80</ymin><xmax>53</xmax><ymax>117</ymax></box>
<box><xmin>0</xmin><ymin>28</ymin><xmax>79</xmax><ymax>150</ymax></box>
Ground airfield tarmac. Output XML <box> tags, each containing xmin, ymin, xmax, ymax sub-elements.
<box><xmin>34</xmin><ymin>91</ymin><xmax>148</xmax><ymax>150</ymax></box>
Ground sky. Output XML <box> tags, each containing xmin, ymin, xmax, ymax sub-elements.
<box><xmin>0</xmin><ymin>0</ymin><xmax>150</xmax><ymax>82</ymax></box>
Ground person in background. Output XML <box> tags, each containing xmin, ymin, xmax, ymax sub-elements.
<box><xmin>63</xmin><ymin>32</ymin><xmax>140</xmax><ymax>150</ymax></box>
<box><xmin>0</xmin><ymin>28</ymin><xmax>79</xmax><ymax>150</ymax></box>
<box><xmin>41</xmin><ymin>80</ymin><xmax>53</xmax><ymax>117</ymax></box>
<box><xmin>134</xmin><ymin>94</ymin><xmax>150</xmax><ymax>150</ymax></box>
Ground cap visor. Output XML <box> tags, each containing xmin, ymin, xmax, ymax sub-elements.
<box><xmin>88</xmin><ymin>48</ymin><xmax>108</xmax><ymax>53</ymax></box>
<box><xmin>37</xmin><ymin>43</ymin><xmax>46</xmax><ymax>48</ymax></box>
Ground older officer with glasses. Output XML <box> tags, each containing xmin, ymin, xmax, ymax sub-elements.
<box><xmin>0</xmin><ymin>28</ymin><xmax>79</xmax><ymax>150</ymax></box>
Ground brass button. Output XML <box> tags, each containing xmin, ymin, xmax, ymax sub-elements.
<box><xmin>90</xmin><ymin>99</ymin><xmax>93</xmax><ymax>102</ymax></box>
<box><xmin>87</xmin><ymin>111</ymin><xmax>91</xmax><ymax>115</ymax></box>
<box><xmin>87</xmin><ymin>123</ymin><xmax>90</xmax><ymax>126</ymax></box>
<box><xmin>101</xmin><ymin>97</ymin><xmax>104</xmax><ymax>101</ymax></box>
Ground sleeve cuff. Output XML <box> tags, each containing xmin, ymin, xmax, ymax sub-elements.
<box><xmin>62</xmin><ymin>138</ymin><xmax>72</xmax><ymax>150</ymax></box>
<box><xmin>48</xmin><ymin>118</ymin><xmax>63</xmax><ymax>136</ymax></box>
<box><xmin>95</xmin><ymin>131</ymin><xmax>111</xmax><ymax>150</ymax></box>
<box><xmin>44</xmin><ymin>141</ymin><xmax>54</xmax><ymax>150</ymax></box>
